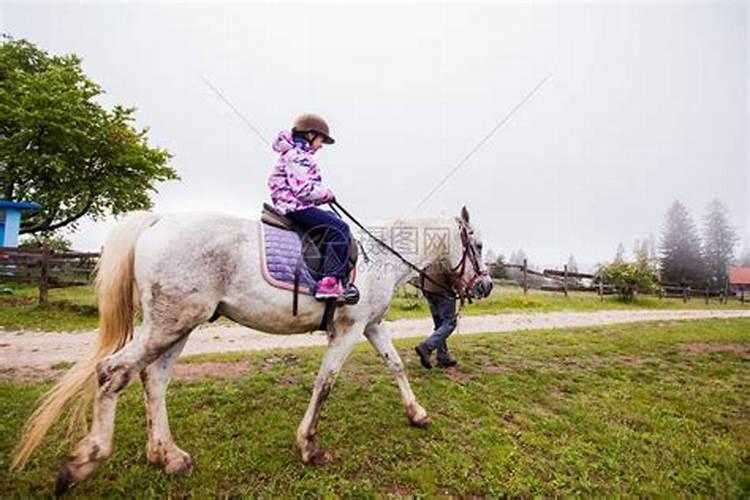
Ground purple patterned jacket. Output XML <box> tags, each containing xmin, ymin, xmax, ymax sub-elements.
<box><xmin>267</xmin><ymin>130</ymin><xmax>334</xmax><ymax>215</ymax></box>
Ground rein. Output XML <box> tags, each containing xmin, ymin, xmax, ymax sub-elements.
<box><xmin>330</xmin><ymin>200</ymin><xmax>481</xmax><ymax>300</ymax></box>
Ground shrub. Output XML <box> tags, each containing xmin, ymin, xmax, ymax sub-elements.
<box><xmin>599</xmin><ymin>257</ymin><xmax>659</xmax><ymax>301</ymax></box>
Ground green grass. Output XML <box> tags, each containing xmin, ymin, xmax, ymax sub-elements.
<box><xmin>388</xmin><ymin>285</ymin><xmax>748</xmax><ymax>320</ymax></box>
<box><xmin>0</xmin><ymin>283</ymin><xmax>99</xmax><ymax>332</ymax></box>
<box><xmin>1</xmin><ymin>282</ymin><xmax>746</xmax><ymax>332</ymax></box>
<box><xmin>1</xmin><ymin>318</ymin><xmax>748</xmax><ymax>496</ymax></box>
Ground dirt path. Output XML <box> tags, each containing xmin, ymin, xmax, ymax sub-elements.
<box><xmin>2</xmin><ymin>309</ymin><xmax>749</xmax><ymax>380</ymax></box>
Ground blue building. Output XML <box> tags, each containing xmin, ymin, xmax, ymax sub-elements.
<box><xmin>0</xmin><ymin>201</ymin><xmax>42</xmax><ymax>248</ymax></box>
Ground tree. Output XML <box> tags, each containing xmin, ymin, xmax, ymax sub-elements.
<box><xmin>509</xmin><ymin>249</ymin><xmax>527</xmax><ymax>266</ymax></box>
<box><xmin>598</xmin><ymin>256</ymin><xmax>659</xmax><ymax>301</ymax></box>
<box><xmin>19</xmin><ymin>232</ymin><xmax>71</xmax><ymax>251</ymax></box>
<box><xmin>489</xmin><ymin>254</ymin><xmax>508</xmax><ymax>279</ymax></box>
<box><xmin>702</xmin><ymin>199</ymin><xmax>739</xmax><ymax>286</ymax></box>
<box><xmin>633</xmin><ymin>239</ymin><xmax>647</xmax><ymax>261</ymax></box>
<box><xmin>659</xmin><ymin>201</ymin><xmax>705</xmax><ymax>286</ymax></box>
<box><xmin>485</xmin><ymin>248</ymin><xmax>497</xmax><ymax>265</ymax></box>
<box><xmin>614</xmin><ymin>243</ymin><xmax>626</xmax><ymax>264</ymax></box>
<box><xmin>0</xmin><ymin>35</ymin><xmax>178</xmax><ymax>235</ymax></box>
<box><xmin>566</xmin><ymin>255</ymin><xmax>578</xmax><ymax>273</ymax></box>
<box><xmin>633</xmin><ymin>235</ymin><xmax>659</xmax><ymax>269</ymax></box>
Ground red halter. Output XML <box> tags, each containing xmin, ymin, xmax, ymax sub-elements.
<box><xmin>451</xmin><ymin>219</ymin><xmax>488</xmax><ymax>302</ymax></box>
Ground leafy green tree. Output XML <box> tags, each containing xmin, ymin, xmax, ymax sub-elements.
<box><xmin>19</xmin><ymin>232</ymin><xmax>71</xmax><ymax>251</ymax></box>
<box><xmin>489</xmin><ymin>254</ymin><xmax>508</xmax><ymax>280</ymax></box>
<box><xmin>659</xmin><ymin>201</ymin><xmax>705</xmax><ymax>286</ymax></box>
<box><xmin>702</xmin><ymin>199</ymin><xmax>738</xmax><ymax>286</ymax></box>
<box><xmin>0</xmin><ymin>35</ymin><xmax>178</xmax><ymax>235</ymax></box>
<box><xmin>599</xmin><ymin>257</ymin><xmax>659</xmax><ymax>301</ymax></box>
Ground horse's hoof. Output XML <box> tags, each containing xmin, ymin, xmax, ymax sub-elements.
<box><xmin>164</xmin><ymin>453</ymin><xmax>194</xmax><ymax>475</ymax></box>
<box><xmin>409</xmin><ymin>415</ymin><xmax>432</xmax><ymax>428</ymax></box>
<box><xmin>55</xmin><ymin>463</ymin><xmax>75</xmax><ymax>497</ymax></box>
<box><xmin>407</xmin><ymin>403</ymin><xmax>431</xmax><ymax>428</ymax></box>
<box><xmin>309</xmin><ymin>449</ymin><xmax>331</xmax><ymax>466</ymax></box>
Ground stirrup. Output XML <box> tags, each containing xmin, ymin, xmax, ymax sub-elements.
<box><xmin>336</xmin><ymin>284</ymin><xmax>360</xmax><ymax>305</ymax></box>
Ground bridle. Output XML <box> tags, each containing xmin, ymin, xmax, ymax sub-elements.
<box><xmin>449</xmin><ymin>217</ymin><xmax>489</xmax><ymax>303</ymax></box>
<box><xmin>329</xmin><ymin>200</ymin><xmax>486</xmax><ymax>302</ymax></box>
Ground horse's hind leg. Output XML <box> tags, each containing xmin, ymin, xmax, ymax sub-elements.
<box><xmin>56</xmin><ymin>323</ymin><xmax>192</xmax><ymax>493</ymax></box>
<box><xmin>140</xmin><ymin>336</ymin><xmax>193</xmax><ymax>474</ymax></box>
<box><xmin>296</xmin><ymin>320</ymin><xmax>363</xmax><ymax>465</ymax></box>
<box><xmin>364</xmin><ymin>322</ymin><xmax>431</xmax><ymax>427</ymax></box>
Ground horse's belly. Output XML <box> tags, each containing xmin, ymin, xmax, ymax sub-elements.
<box><xmin>219</xmin><ymin>296</ymin><xmax>326</xmax><ymax>334</ymax></box>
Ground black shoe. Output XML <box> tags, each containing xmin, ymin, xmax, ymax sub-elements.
<box><xmin>436</xmin><ymin>358</ymin><xmax>458</xmax><ymax>368</ymax></box>
<box><xmin>415</xmin><ymin>343</ymin><xmax>432</xmax><ymax>369</ymax></box>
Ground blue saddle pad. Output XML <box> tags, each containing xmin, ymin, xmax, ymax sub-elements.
<box><xmin>260</xmin><ymin>223</ymin><xmax>318</xmax><ymax>295</ymax></box>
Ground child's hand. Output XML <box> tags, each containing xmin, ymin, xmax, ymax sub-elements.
<box><xmin>323</xmin><ymin>188</ymin><xmax>336</xmax><ymax>203</ymax></box>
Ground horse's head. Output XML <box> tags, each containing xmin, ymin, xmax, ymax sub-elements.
<box><xmin>449</xmin><ymin>206</ymin><xmax>493</xmax><ymax>300</ymax></box>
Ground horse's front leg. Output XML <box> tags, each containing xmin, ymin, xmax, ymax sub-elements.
<box><xmin>296</xmin><ymin>319</ymin><xmax>363</xmax><ymax>465</ymax></box>
<box><xmin>364</xmin><ymin>321</ymin><xmax>431</xmax><ymax>427</ymax></box>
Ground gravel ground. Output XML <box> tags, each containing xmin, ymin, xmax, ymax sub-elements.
<box><xmin>2</xmin><ymin>309</ymin><xmax>749</xmax><ymax>380</ymax></box>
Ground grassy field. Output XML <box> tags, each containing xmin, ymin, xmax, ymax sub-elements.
<box><xmin>1</xmin><ymin>318</ymin><xmax>748</xmax><ymax>497</ymax></box>
<box><xmin>1</xmin><ymin>282</ymin><xmax>746</xmax><ymax>332</ymax></box>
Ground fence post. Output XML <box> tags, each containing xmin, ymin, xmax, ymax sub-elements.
<box><xmin>522</xmin><ymin>258</ymin><xmax>528</xmax><ymax>295</ymax></box>
<box><xmin>38</xmin><ymin>245</ymin><xmax>50</xmax><ymax>306</ymax></box>
<box><xmin>705</xmin><ymin>279</ymin><xmax>710</xmax><ymax>305</ymax></box>
<box><xmin>725</xmin><ymin>277</ymin><xmax>730</xmax><ymax>305</ymax></box>
<box><xmin>599</xmin><ymin>274</ymin><xmax>604</xmax><ymax>302</ymax></box>
<box><xmin>742</xmin><ymin>286</ymin><xmax>745</xmax><ymax>305</ymax></box>
<box><xmin>563</xmin><ymin>264</ymin><xmax>568</xmax><ymax>297</ymax></box>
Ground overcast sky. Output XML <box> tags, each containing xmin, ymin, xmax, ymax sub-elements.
<box><xmin>3</xmin><ymin>1</ymin><xmax>748</xmax><ymax>270</ymax></box>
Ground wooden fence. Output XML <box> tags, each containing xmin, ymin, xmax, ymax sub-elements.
<box><xmin>494</xmin><ymin>259</ymin><xmax>604</xmax><ymax>297</ymax></box>
<box><xmin>0</xmin><ymin>247</ymin><xmax>99</xmax><ymax>304</ymax></box>
<box><xmin>2</xmin><ymin>247</ymin><xmax>745</xmax><ymax>307</ymax></box>
<box><xmin>491</xmin><ymin>259</ymin><xmax>743</xmax><ymax>305</ymax></box>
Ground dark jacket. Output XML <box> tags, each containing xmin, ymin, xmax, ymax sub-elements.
<box><xmin>417</xmin><ymin>262</ymin><xmax>456</xmax><ymax>295</ymax></box>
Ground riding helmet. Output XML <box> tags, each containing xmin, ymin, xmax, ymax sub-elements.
<box><xmin>292</xmin><ymin>113</ymin><xmax>335</xmax><ymax>144</ymax></box>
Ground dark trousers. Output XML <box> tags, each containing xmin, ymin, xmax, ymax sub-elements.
<box><xmin>423</xmin><ymin>292</ymin><xmax>457</xmax><ymax>362</ymax></box>
<box><xmin>286</xmin><ymin>206</ymin><xmax>351</xmax><ymax>281</ymax></box>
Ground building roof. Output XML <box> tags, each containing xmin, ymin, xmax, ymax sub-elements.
<box><xmin>0</xmin><ymin>200</ymin><xmax>41</xmax><ymax>210</ymax></box>
<box><xmin>729</xmin><ymin>266</ymin><xmax>750</xmax><ymax>285</ymax></box>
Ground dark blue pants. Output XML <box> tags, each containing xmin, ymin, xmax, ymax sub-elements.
<box><xmin>423</xmin><ymin>292</ymin><xmax>458</xmax><ymax>362</ymax></box>
<box><xmin>286</xmin><ymin>207</ymin><xmax>351</xmax><ymax>281</ymax></box>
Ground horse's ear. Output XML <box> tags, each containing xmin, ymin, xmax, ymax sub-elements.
<box><xmin>461</xmin><ymin>205</ymin><xmax>470</xmax><ymax>223</ymax></box>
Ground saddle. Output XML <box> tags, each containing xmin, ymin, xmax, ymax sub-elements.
<box><xmin>260</xmin><ymin>204</ymin><xmax>358</xmax><ymax>316</ymax></box>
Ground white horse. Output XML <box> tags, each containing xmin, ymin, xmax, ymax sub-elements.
<box><xmin>13</xmin><ymin>206</ymin><xmax>492</xmax><ymax>494</ymax></box>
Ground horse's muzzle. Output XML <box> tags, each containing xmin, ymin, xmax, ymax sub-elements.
<box><xmin>471</xmin><ymin>276</ymin><xmax>494</xmax><ymax>299</ymax></box>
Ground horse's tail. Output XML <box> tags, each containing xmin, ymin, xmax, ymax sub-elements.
<box><xmin>12</xmin><ymin>211</ymin><xmax>160</xmax><ymax>471</ymax></box>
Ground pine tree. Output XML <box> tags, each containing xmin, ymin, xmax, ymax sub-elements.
<box><xmin>659</xmin><ymin>201</ymin><xmax>705</xmax><ymax>286</ymax></box>
<box><xmin>702</xmin><ymin>199</ymin><xmax>739</xmax><ymax>285</ymax></box>
<box><xmin>633</xmin><ymin>239</ymin><xmax>648</xmax><ymax>261</ymax></box>
<box><xmin>614</xmin><ymin>243</ymin><xmax>626</xmax><ymax>264</ymax></box>
<box><xmin>485</xmin><ymin>248</ymin><xmax>498</xmax><ymax>265</ymax></box>
<box><xmin>646</xmin><ymin>234</ymin><xmax>658</xmax><ymax>267</ymax></box>
<box><xmin>509</xmin><ymin>249</ymin><xmax>527</xmax><ymax>266</ymax></box>
<box><xmin>567</xmin><ymin>255</ymin><xmax>578</xmax><ymax>273</ymax></box>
